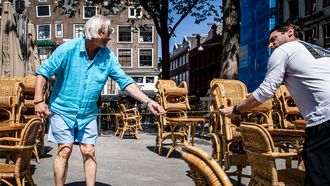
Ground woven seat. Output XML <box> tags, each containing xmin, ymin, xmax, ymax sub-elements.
<box><xmin>239</xmin><ymin>122</ymin><xmax>305</xmax><ymax>186</ymax></box>
<box><xmin>182</xmin><ymin>143</ymin><xmax>233</xmax><ymax>186</ymax></box>
<box><xmin>0</xmin><ymin>118</ymin><xmax>41</xmax><ymax>186</ymax></box>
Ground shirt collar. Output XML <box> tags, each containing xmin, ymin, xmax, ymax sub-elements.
<box><xmin>80</xmin><ymin>36</ymin><xmax>106</xmax><ymax>58</ymax></box>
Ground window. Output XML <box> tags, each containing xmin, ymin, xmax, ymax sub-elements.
<box><xmin>304</xmin><ymin>27</ymin><xmax>317</xmax><ymax>44</ymax></box>
<box><xmin>323</xmin><ymin>23</ymin><xmax>330</xmax><ymax>49</ymax></box>
<box><xmin>38</xmin><ymin>46</ymin><xmax>53</xmax><ymax>63</ymax></box>
<box><xmin>55</xmin><ymin>24</ymin><xmax>63</xmax><ymax>38</ymax></box>
<box><xmin>146</xmin><ymin>77</ymin><xmax>154</xmax><ymax>83</ymax></box>
<box><xmin>39</xmin><ymin>0</ymin><xmax>47</xmax><ymax>2</ymax></box>
<box><xmin>37</xmin><ymin>24</ymin><xmax>51</xmax><ymax>40</ymax></box>
<box><xmin>83</xmin><ymin>6</ymin><xmax>97</xmax><ymax>19</ymax></box>
<box><xmin>128</xmin><ymin>6</ymin><xmax>142</xmax><ymax>18</ymax></box>
<box><xmin>139</xmin><ymin>26</ymin><xmax>153</xmax><ymax>43</ymax></box>
<box><xmin>117</xmin><ymin>49</ymin><xmax>132</xmax><ymax>67</ymax></box>
<box><xmin>106</xmin><ymin>78</ymin><xmax>117</xmax><ymax>95</ymax></box>
<box><xmin>324</xmin><ymin>0</ymin><xmax>330</xmax><ymax>8</ymax></box>
<box><xmin>139</xmin><ymin>49</ymin><xmax>153</xmax><ymax>67</ymax></box>
<box><xmin>305</xmin><ymin>0</ymin><xmax>316</xmax><ymax>15</ymax></box>
<box><xmin>36</xmin><ymin>5</ymin><xmax>50</xmax><ymax>17</ymax></box>
<box><xmin>132</xmin><ymin>77</ymin><xmax>143</xmax><ymax>83</ymax></box>
<box><xmin>118</xmin><ymin>26</ymin><xmax>132</xmax><ymax>42</ymax></box>
<box><xmin>73</xmin><ymin>24</ymin><xmax>84</xmax><ymax>38</ymax></box>
<box><xmin>288</xmin><ymin>0</ymin><xmax>299</xmax><ymax>20</ymax></box>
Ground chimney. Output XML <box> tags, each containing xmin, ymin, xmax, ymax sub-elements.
<box><xmin>212</xmin><ymin>24</ymin><xmax>217</xmax><ymax>37</ymax></box>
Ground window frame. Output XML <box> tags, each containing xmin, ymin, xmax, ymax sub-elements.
<box><xmin>138</xmin><ymin>25</ymin><xmax>154</xmax><ymax>43</ymax></box>
<box><xmin>55</xmin><ymin>23</ymin><xmax>63</xmax><ymax>38</ymax></box>
<box><xmin>36</xmin><ymin>5</ymin><xmax>51</xmax><ymax>18</ymax></box>
<box><xmin>117</xmin><ymin>25</ymin><xmax>133</xmax><ymax>43</ymax></box>
<box><xmin>128</xmin><ymin>6</ymin><xmax>142</xmax><ymax>18</ymax></box>
<box><xmin>37</xmin><ymin>24</ymin><xmax>51</xmax><ymax>40</ymax></box>
<box><xmin>117</xmin><ymin>48</ymin><xmax>133</xmax><ymax>68</ymax></box>
<box><xmin>73</xmin><ymin>24</ymin><xmax>85</xmax><ymax>39</ymax></box>
<box><xmin>83</xmin><ymin>6</ymin><xmax>98</xmax><ymax>19</ymax></box>
<box><xmin>138</xmin><ymin>48</ymin><xmax>153</xmax><ymax>68</ymax></box>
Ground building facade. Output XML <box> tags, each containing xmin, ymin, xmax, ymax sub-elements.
<box><xmin>239</xmin><ymin>0</ymin><xmax>330</xmax><ymax>92</ymax></box>
<box><xmin>26</xmin><ymin>0</ymin><xmax>159</xmax><ymax>100</ymax></box>
<box><xmin>170</xmin><ymin>24</ymin><xmax>222</xmax><ymax>97</ymax></box>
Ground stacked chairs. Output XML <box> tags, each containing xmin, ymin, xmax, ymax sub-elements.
<box><xmin>0</xmin><ymin>78</ymin><xmax>25</xmax><ymax>123</ymax></box>
<box><xmin>154</xmin><ymin>80</ymin><xmax>191</xmax><ymax>157</ymax></box>
<box><xmin>274</xmin><ymin>85</ymin><xmax>306</xmax><ymax>129</ymax></box>
<box><xmin>208</xmin><ymin>79</ymin><xmax>251</xmax><ymax>184</ymax></box>
<box><xmin>181</xmin><ymin>143</ymin><xmax>233</xmax><ymax>186</ymax></box>
<box><xmin>114</xmin><ymin>103</ymin><xmax>141</xmax><ymax>139</ymax></box>
<box><xmin>239</xmin><ymin>122</ymin><xmax>304</xmax><ymax>186</ymax></box>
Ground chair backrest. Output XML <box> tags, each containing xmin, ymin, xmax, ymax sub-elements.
<box><xmin>17</xmin><ymin>117</ymin><xmax>41</xmax><ymax>173</ymax></box>
<box><xmin>182</xmin><ymin>144</ymin><xmax>233</xmax><ymax>186</ymax></box>
<box><xmin>238</xmin><ymin>122</ymin><xmax>277</xmax><ymax>183</ymax></box>
<box><xmin>155</xmin><ymin>80</ymin><xmax>190</xmax><ymax>111</ymax></box>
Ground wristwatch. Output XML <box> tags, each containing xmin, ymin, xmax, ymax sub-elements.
<box><xmin>232</xmin><ymin>105</ymin><xmax>241</xmax><ymax>115</ymax></box>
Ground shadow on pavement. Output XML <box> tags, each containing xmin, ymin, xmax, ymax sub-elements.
<box><xmin>65</xmin><ymin>181</ymin><xmax>111</xmax><ymax>186</ymax></box>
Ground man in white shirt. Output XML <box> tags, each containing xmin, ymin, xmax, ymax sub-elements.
<box><xmin>220</xmin><ymin>24</ymin><xmax>330</xmax><ymax>185</ymax></box>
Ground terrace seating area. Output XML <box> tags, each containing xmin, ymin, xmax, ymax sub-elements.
<box><xmin>1</xmin><ymin>77</ymin><xmax>306</xmax><ymax>185</ymax></box>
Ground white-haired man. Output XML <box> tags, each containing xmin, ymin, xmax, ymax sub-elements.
<box><xmin>34</xmin><ymin>15</ymin><xmax>165</xmax><ymax>186</ymax></box>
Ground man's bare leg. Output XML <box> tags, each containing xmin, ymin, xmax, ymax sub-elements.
<box><xmin>80</xmin><ymin>144</ymin><xmax>96</xmax><ymax>186</ymax></box>
<box><xmin>54</xmin><ymin>144</ymin><xmax>73</xmax><ymax>186</ymax></box>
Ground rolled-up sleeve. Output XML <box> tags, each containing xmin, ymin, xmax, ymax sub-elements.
<box><xmin>36</xmin><ymin>46</ymin><xmax>67</xmax><ymax>79</ymax></box>
<box><xmin>252</xmin><ymin>48</ymin><xmax>288</xmax><ymax>103</ymax></box>
<box><xmin>108</xmin><ymin>53</ymin><xmax>135</xmax><ymax>90</ymax></box>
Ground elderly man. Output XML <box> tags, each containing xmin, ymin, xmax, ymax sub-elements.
<box><xmin>34</xmin><ymin>15</ymin><xmax>165</xmax><ymax>186</ymax></box>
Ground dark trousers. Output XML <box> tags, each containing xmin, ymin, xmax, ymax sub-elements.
<box><xmin>302</xmin><ymin>120</ymin><xmax>330</xmax><ymax>186</ymax></box>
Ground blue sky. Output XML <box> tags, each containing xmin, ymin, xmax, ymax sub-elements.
<box><xmin>158</xmin><ymin>2</ymin><xmax>221</xmax><ymax>57</ymax></box>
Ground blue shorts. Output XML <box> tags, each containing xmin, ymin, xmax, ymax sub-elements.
<box><xmin>48</xmin><ymin>113</ymin><xmax>98</xmax><ymax>145</ymax></box>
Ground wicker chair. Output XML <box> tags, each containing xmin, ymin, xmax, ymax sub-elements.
<box><xmin>239</xmin><ymin>122</ymin><xmax>305</xmax><ymax>186</ymax></box>
<box><xmin>274</xmin><ymin>85</ymin><xmax>306</xmax><ymax>129</ymax></box>
<box><xmin>208</xmin><ymin>79</ymin><xmax>250</xmax><ymax>184</ymax></box>
<box><xmin>182</xmin><ymin>143</ymin><xmax>233</xmax><ymax>186</ymax></box>
<box><xmin>114</xmin><ymin>103</ymin><xmax>140</xmax><ymax>139</ymax></box>
<box><xmin>154</xmin><ymin>80</ymin><xmax>191</xmax><ymax>157</ymax></box>
<box><xmin>0</xmin><ymin>117</ymin><xmax>41</xmax><ymax>186</ymax></box>
<box><xmin>20</xmin><ymin>75</ymin><xmax>46</xmax><ymax>163</ymax></box>
<box><xmin>0</xmin><ymin>78</ymin><xmax>25</xmax><ymax>123</ymax></box>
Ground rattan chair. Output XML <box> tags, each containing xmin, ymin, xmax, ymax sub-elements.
<box><xmin>239</xmin><ymin>122</ymin><xmax>305</xmax><ymax>186</ymax></box>
<box><xmin>0</xmin><ymin>117</ymin><xmax>41</xmax><ymax>186</ymax></box>
<box><xmin>0</xmin><ymin>78</ymin><xmax>25</xmax><ymax>123</ymax></box>
<box><xmin>114</xmin><ymin>103</ymin><xmax>140</xmax><ymax>139</ymax></box>
<box><xmin>274</xmin><ymin>85</ymin><xmax>306</xmax><ymax>129</ymax></box>
<box><xmin>154</xmin><ymin>80</ymin><xmax>192</xmax><ymax>157</ymax></box>
<box><xmin>182</xmin><ymin>143</ymin><xmax>233</xmax><ymax>186</ymax></box>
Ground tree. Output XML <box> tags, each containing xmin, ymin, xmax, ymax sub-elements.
<box><xmin>220</xmin><ymin>0</ymin><xmax>240</xmax><ymax>79</ymax></box>
<box><xmin>56</xmin><ymin>0</ymin><xmax>220</xmax><ymax>79</ymax></box>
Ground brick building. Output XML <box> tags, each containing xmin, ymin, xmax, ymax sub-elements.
<box><xmin>26</xmin><ymin>0</ymin><xmax>159</xmax><ymax>100</ymax></box>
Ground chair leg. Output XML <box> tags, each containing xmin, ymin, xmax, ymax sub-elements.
<box><xmin>15</xmin><ymin>177</ymin><xmax>22</xmax><ymax>186</ymax></box>
<box><xmin>26</xmin><ymin>170</ymin><xmax>36</xmax><ymax>186</ymax></box>
<box><xmin>33</xmin><ymin>144</ymin><xmax>40</xmax><ymax>163</ymax></box>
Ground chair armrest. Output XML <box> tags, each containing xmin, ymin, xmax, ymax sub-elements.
<box><xmin>261</xmin><ymin>152</ymin><xmax>299</xmax><ymax>158</ymax></box>
<box><xmin>0</xmin><ymin>137</ymin><xmax>20</xmax><ymax>143</ymax></box>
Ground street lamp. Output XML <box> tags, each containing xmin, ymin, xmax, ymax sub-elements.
<box><xmin>197</xmin><ymin>42</ymin><xmax>221</xmax><ymax>52</ymax></box>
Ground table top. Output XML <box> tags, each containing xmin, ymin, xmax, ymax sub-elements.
<box><xmin>166</xmin><ymin>117</ymin><xmax>206</xmax><ymax>123</ymax></box>
<box><xmin>267</xmin><ymin>128</ymin><xmax>305</xmax><ymax>137</ymax></box>
<box><xmin>0</xmin><ymin>122</ymin><xmax>26</xmax><ymax>132</ymax></box>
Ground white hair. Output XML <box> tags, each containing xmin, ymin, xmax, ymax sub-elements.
<box><xmin>84</xmin><ymin>15</ymin><xmax>112</xmax><ymax>40</ymax></box>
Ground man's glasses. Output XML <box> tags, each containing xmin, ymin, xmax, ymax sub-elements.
<box><xmin>268</xmin><ymin>32</ymin><xmax>284</xmax><ymax>44</ymax></box>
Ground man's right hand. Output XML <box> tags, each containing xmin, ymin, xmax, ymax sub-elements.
<box><xmin>34</xmin><ymin>102</ymin><xmax>51</xmax><ymax>118</ymax></box>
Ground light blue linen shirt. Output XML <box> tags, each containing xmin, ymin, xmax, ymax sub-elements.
<box><xmin>37</xmin><ymin>37</ymin><xmax>135</xmax><ymax>129</ymax></box>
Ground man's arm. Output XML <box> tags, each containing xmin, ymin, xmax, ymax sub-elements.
<box><xmin>34</xmin><ymin>75</ymin><xmax>51</xmax><ymax>118</ymax></box>
<box><xmin>124</xmin><ymin>83</ymin><xmax>165</xmax><ymax>115</ymax></box>
<box><xmin>220</xmin><ymin>95</ymin><xmax>262</xmax><ymax>118</ymax></box>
